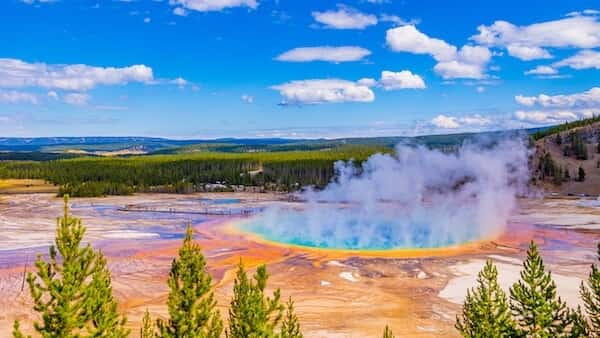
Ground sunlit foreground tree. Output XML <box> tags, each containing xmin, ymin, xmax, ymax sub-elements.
<box><xmin>456</xmin><ymin>241</ymin><xmax>600</xmax><ymax>337</ymax></box>
<box><xmin>13</xmin><ymin>196</ymin><xmax>129</xmax><ymax>338</ymax></box>
<box><xmin>227</xmin><ymin>262</ymin><xmax>302</xmax><ymax>338</ymax></box>
<box><xmin>140</xmin><ymin>225</ymin><xmax>303</xmax><ymax>338</ymax></box>
<box><xmin>155</xmin><ymin>225</ymin><xmax>223</xmax><ymax>338</ymax></box>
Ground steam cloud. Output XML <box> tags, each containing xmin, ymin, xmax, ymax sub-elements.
<box><xmin>242</xmin><ymin>139</ymin><xmax>530</xmax><ymax>250</ymax></box>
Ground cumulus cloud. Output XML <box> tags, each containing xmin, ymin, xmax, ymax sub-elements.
<box><xmin>515</xmin><ymin>87</ymin><xmax>600</xmax><ymax>108</ymax></box>
<box><xmin>506</xmin><ymin>44</ymin><xmax>552</xmax><ymax>61</ymax></box>
<box><xmin>312</xmin><ymin>5</ymin><xmax>377</xmax><ymax>29</ymax></box>
<box><xmin>0</xmin><ymin>58</ymin><xmax>154</xmax><ymax>91</ymax></box>
<box><xmin>386</xmin><ymin>25</ymin><xmax>491</xmax><ymax>79</ymax></box>
<box><xmin>524</xmin><ymin>65</ymin><xmax>558</xmax><ymax>75</ymax></box>
<box><xmin>63</xmin><ymin>93</ymin><xmax>90</xmax><ymax>106</ymax></box>
<box><xmin>431</xmin><ymin>114</ymin><xmax>460</xmax><ymax>129</ymax></box>
<box><xmin>168</xmin><ymin>0</ymin><xmax>257</xmax><ymax>12</ymax></box>
<box><xmin>554</xmin><ymin>50</ymin><xmax>600</xmax><ymax>70</ymax></box>
<box><xmin>471</xmin><ymin>15</ymin><xmax>600</xmax><ymax>60</ymax></box>
<box><xmin>431</xmin><ymin>114</ymin><xmax>492</xmax><ymax>129</ymax></box>
<box><xmin>271</xmin><ymin>79</ymin><xmax>375</xmax><ymax>104</ymax></box>
<box><xmin>514</xmin><ymin>109</ymin><xmax>596</xmax><ymax>124</ymax></box>
<box><xmin>386</xmin><ymin>25</ymin><xmax>456</xmax><ymax>61</ymax></box>
<box><xmin>275</xmin><ymin>46</ymin><xmax>371</xmax><ymax>63</ymax></box>
<box><xmin>173</xmin><ymin>7</ymin><xmax>188</xmax><ymax>16</ymax></box>
<box><xmin>0</xmin><ymin>90</ymin><xmax>38</xmax><ymax>104</ymax></box>
<box><xmin>514</xmin><ymin>87</ymin><xmax>600</xmax><ymax>125</ymax></box>
<box><xmin>379</xmin><ymin>70</ymin><xmax>426</xmax><ymax>90</ymax></box>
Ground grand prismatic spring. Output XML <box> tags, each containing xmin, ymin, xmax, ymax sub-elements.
<box><xmin>238</xmin><ymin>139</ymin><xmax>529</xmax><ymax>251</ymax></box>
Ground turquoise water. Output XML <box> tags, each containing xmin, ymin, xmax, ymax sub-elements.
<box><xmin>238</xmin><ymin>210</ymin><xmax>479</xmax><ymax>250</ymax></box>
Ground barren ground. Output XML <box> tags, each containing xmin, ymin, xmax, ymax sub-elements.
<box><xmin>1</xmin><ymin>193</ymin><xmax>599</xmax><ymax>337</ymax></box>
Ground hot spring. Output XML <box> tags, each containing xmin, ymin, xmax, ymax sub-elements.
<box><xmin>238</xmin><ymin>139</ymin><xmax>531</xmax><ymax>251</ymax></box>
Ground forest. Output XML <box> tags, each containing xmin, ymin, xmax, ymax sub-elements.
<box><xmin>0</xmin><ymin>146</ymin><xmax>388</xmax><ymax>197</ymax></box>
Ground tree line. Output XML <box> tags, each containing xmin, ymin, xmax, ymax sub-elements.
<box><xmin>0</xmin><ymin>146</ymin><xmax>385</xmax><ymax>197</ymax></box>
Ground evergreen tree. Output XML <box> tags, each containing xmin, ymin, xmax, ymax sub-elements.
<box><xmin>509</xmin><ymin>241</ymin><xmax>572</xmax><ymax>337</ymax></box>
<box><xmin>227</xmin><ymin>262</ymin><xmax>283</xmax><ymax>338</ymax></box>
<box><xmin>556</xmin><ymin>134</ymin><xmax>563</xmax><ymax>145</ymax></box>
<box><xmin>13</xmin><ymin>196</ymin><xmax>128</xmax><ymax>338</ymax></box>
<box><xmin>581</xmin><ymin>243</ymin><xmax>600</xmax><ymax>335</ymax></box>
<box><xmin>597</xmin><ymin>140</ymin><xmax>600</xmax><ymax>154</ymax></box>
<box><xmin>141</xmin><ymin>309</ymin><xmax>155</xmax><ymax>338</ymax></box>
<box><xmin>456</xmin><ymin>260</ymin><xmax>515</xmax><ymax>337</ymax></box>
<box><xmin>382</xmin><ymin>325</ymin><xmax>394</xmax><ymax>338</ymax></box>
<box><xmin>280</xmin><ymin>297</ymin><xmax>302</xmax><ymax>338</ymax></box>
<box><xmin>156</xmin><ymin>224</ymin><xmax>223</xmax><ymax>338</ymax></box>
<box><xmin>578</xmin><ymin>166</ymin><xmax>586</xmax><ymax>182</ymax></box>
<box><xmin>569</xmin><ymin>306</ymin><xmax>590</xmax><ymax>337</ymax></box>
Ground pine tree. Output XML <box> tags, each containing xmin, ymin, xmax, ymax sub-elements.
<box><xmin>84</xmin><ymin>251</ymin><xmax>129</xmax><ymax>337</ymax></box>
<box><xmin>456</xmin><ymin>260</ymin><xmax>515</xmax><ymax>337</ymax></box>
<box><xmin>227</xmin><ymin>261</ymin><xmax>283</xmax><ymax>338</ymax></box>
<box><xmin>156</xmin><ymin>224</ymin><xmax>223</xmax><ymax>338</ymax></box>
<box><xmin>382</xmin><ymin>325</ymin><xmax>394</xmax><ymax>338</ymax></box>
<box><xmin>280</xmin><ymin>297</ymin><xmax>302</xmax><ymax>338</ymax></box>
<box><xmin>141</xmin><ymin>309</ymin><xmax>155</xmax><ymax>338</ymax></box>
<box><xmin>509</xmin><ymin>241</ymin><xmax>572</xmax><ymax>337</ymax></box>
<box><xmin>13</xmin><ymin>196</ymin><xmax>129</xmax><ymax>338</ymax></box>
<box><xmin>581</xmin><ymin>242</ymin><xmax>600</xmax><ymax>335</ymax></box>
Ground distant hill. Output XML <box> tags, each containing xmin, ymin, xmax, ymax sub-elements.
<box><xmin>0</xmin><ymin>128</ymin><xmax>547</xmax><ymax>158</ymax></box>
<box><xmin>531</xmin><ymin>117</ymin><xmax>600</xmax><ymax>196</ymax></box>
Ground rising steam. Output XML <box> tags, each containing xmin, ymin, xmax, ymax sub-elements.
<box><xmin>242</xmin><ymin>139</ymin><xmax>531</xmax><ymax>250</ymax></box>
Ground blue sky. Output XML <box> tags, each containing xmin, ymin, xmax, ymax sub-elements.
<box><xmin>0</xmin><ymin>0</ymin><xmax>599</xmax><ymax>138</ymax></box>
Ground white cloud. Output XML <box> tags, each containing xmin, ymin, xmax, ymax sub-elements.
<box><xmin>143</xmin><ymin>17</ymin><xmax>151</xmax><ymax>23</ymax></box>
<box><xmin>170</xmin><ymin>77</ymin><xmax>188</xmax><ymax>88</ymax></box>
<box><xmin>47</xmin><ymin>91</ymin><xmax>59</xmax><ymax>100</ymax></box>
<box><xmin>386</xmin><ymin>25</ymin><xmax>491</xmax><ymax>79</ymax></box>
<box><xmin>379</xmin><ymin>70</ymin><xmax>426</xmax><ymax>90</ymax></box>
<box><xmin>173</xmin><ymin>7</ymin><xmax>188</xmax><ymax>16</ymax></box>
<box><xmin>431</xmin><ymin>114</ymin><xmax>492</xmax><ymax>129</ymax></box>
<box><xmin>168</xmin><ymin>0</ymin><xmax>257</xmax><ymax>12</ymax></box>
<box><xmin>567</xmin><ymin>9</ymin><xmax>600</xmax><ymax>17</ymax></box>
<box><xmin>0</xmin><ymin>90</ymin><xmax>38</xmax><ymax>104</ymax></box>
<box><xmin>506</xmin><ymin>44</ymin><xmax>552</xmax><ymax>60</ymax></box>
<box><xmin>524</xmin><ymin>65</ymin><xmax>558</xmax><ymax>75</ymax></box>
<box><xmin>471</xmin><ymin>15</ymin><xmax>600</xmax><ymax>60</ymax></box>
<box><xmin>431</xmin><ymin>115</ymin><xmax>460</xmax><ymax>129</ymax></box>
<box><xmin>63</xmin><ymin>93</ymin><xmax>90</xmax><ymax>106</ymax></box>
<box><xmin>312</xmin><ymin>5</ymin><xmax>377</xmax><ymax>30</ymax></box>
<box><xmin>514</xmin><ymin>109</ymin><xmax>595</xmax><ymax>124</ymax></box>
<box><xmin>515</xmin><ymin>87</ymin><xmax>600</xmax><ymax>108</ymax></box>
<box><xmin>271</xmin><ymin>79</ymin><xmax>375</xmax><ymax>104</ymax></box>
<box><xmin>386</xmin><ymin>25</ymin><xmax>456</xmax><ymax>61</ymax></box>
<box><xmin>379</xmin><ymin>14</ymin><xmax>418</xmax><ymax>26</ymax></box>
<box><xmin>357</xmin><ymin>78</ymin><xmax>377</xmax><ymax>87</ymax></box>
<box><xmin>554</xmin><ymin>50</ymin><xmax>600</xmax><ymax>70</ymax></box>
<box><xmin>476</xmin><ymin>86</ymin><xmax>485</xmax><ymax>93</ymax></box>
<box><xmin>275</xmin><ymin>46</ymin><xmax>371</xmax><ymax>63</ymax></box>
<box><xmin>514</xmin><ymin>87</ymin><xmax>600</xmax><ymax>125</ymax></box>
<box><xmin>0</xmin><ymin>58</ymin><xmax>154</xmax><ymax>91</ymax></box>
